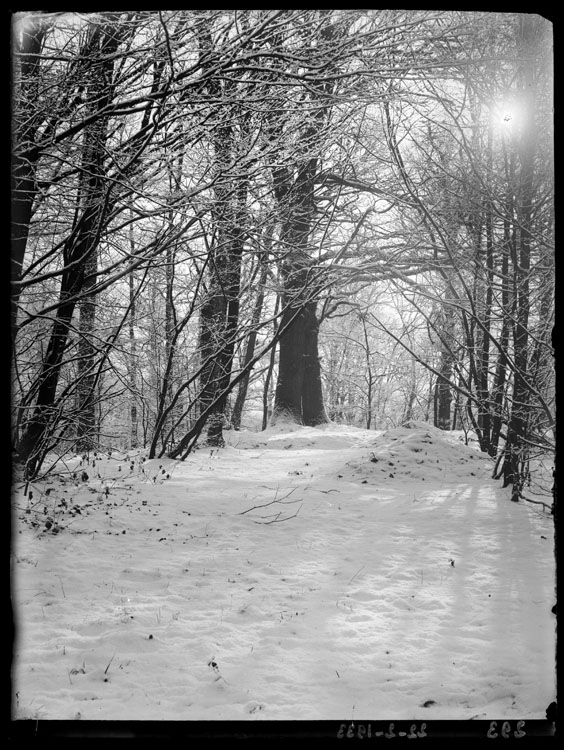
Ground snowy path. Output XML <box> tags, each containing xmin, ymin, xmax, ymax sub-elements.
<box><xmin>11</xmin><ymin>423</ymin><xmax>556</xmax><ymax>721</ymax></box>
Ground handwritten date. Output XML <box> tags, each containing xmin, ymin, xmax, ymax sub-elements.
<box><xmin>337</xmin><ymin>723</ymin><xmax>427</xmax><ymax>739</ymax></box>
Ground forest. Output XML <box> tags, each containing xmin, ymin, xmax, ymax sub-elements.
<box><xmin>12</xmin><ymin>10</ymin><xmax>553</xmax><ymax>508</ymax></box>
<box><xmin>10</xmin><ymin>10</ymin><xmax>556</xmax><ymax>729</ymax></box>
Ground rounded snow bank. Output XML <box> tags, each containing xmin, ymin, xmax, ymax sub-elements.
<box><xmin>343</xmin><ymin>420</ymin><xmax>493</xmax><ymax>484</ymax></box>
<box><xmin>224</xmin><ymin>421</ymin><xmax>378</xmax><ymax>451</ymax></box>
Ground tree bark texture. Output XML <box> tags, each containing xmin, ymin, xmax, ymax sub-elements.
<box><xmin>433</xmin><ymin>305</ymin><xmax>455</xmax><ymax>431</ymax></box>
<box><xmin>194</xmin><ymin>13</ymin><xmax>247</xmax><ymax>447</ymax></box>
<box><xmin>270</xmin><ymin>157</ymin><xmax>329</xmax><ymax>427</ymax></box>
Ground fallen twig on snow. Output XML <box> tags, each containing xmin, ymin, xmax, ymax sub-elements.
<box><xmin>520</xmin><ymin>494</ymin><xmax>553</xmax><ymax>513</ymax></box>
<box><xmin>258</xmin><ymin>503</ymin><xmax>303</xmax><ymax>524</ymax></box>
<box><xmin>238</xmin><ymin>486</ymin><xmax>304</xmax><ymax>524</ymax></box>
<box><xmin>348</xmin><ymin>565</ymin><xmax>365</xmax><ymax>584</ymax></box>
<box><xmin>238</xmin><ymin>487</ymin><xmax>299</xmax><ymax>515</ymax></box>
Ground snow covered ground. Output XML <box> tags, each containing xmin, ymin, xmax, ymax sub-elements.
<box><xmin>11</xmin><ymin>421</ymin><xmax>556</xmax><ymax>724</ymax></box>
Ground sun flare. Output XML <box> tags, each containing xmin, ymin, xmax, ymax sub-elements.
<box><xmin>493</xmin><ymin>97</ymin><xmax>524</xmax><ymax>131</ymax></box>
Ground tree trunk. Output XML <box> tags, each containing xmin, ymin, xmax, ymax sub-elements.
<box><xmin>273</xmin><ymin>303</ymin><xmax>306</xmax><ymax>425</ymax></box>
<box><xmin>270</xmin><ymin>153</ymin><xmax>329</xmax><ymax>427</ymax></box>
<box><xmin>75</xmin><ymin>247</ymin><xmax>98</xmax><ymax>451</ymax></box>
<box><xmin>476</xmin><ymin>193</ymin><xmax>494</xmax><ymax>452</ymax></box>
<box><xmin>195</xmin><ymin>14</ymin><xmax>247</xmax><ymax>447</ymax></box>
<box><xmin>359</xmin><ymin>312</ymin><xmax>374</xmax><ymax>429</ymax></box>
<box><xmin>16</xmin><ymin>23</ymin><xmax>120</xmax><ymax>476</ymax></box>
<box><xmin>501</xmin><ymin>15</ymin><xmax>537</xmax><ymax>501</ymax></box>
<box><xmin>262</xmin><ymin>299</ymin><xmax>279</xmax><ymax>431</ymax></box>
<box><xmin>231</xmin><ymin>250</ymin><xmax>269</xmax><ymax>430</ymax></box>
<box><xmin>404</xmin><ymin>359</ymin><xmax>418</xmax><ymax>424</ymax></box>
<box><xmin>434</xmin><ymin>304</ymin><xmax>455</xmax><ymax>430</ymax></box>
<box><xmin>274</xmin><ymin>299</ymin><xmax>327</xmax><ymax>426</ymax></box>
<box><xmin>11</xmin><ymin>19</ymin><xmax>47</xmax><ymax>348</ymax></box>
<box><xmin>490</xmin><ymin>219</ymin><xmax>511</xmax><ymax>455</ymax></box>
<box><xmin>198</xmin><ymin>158</ymin><xmax>246</xmax><ymax>445</ymax></box>
<box><xmin>265</xmin><ymin>14</ymin><xmax>338</xmax><ymax>429</ymax></box>
<box><xmin>127</xmin><ymin>224</ymin><xmax>139</xmax><ymax>449</ymax></box>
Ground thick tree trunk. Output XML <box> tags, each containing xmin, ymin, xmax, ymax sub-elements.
<box><xmin>301</xmin><ymin>306</ymin><xmax>327</xmax><ymax>426</ymax></box>
<box><xmin>272</xmin><ymin>297</ymin><xmax>328</xmax><ymax>427</ymax></box>
<box><xmin>198</xmin><ymin>191</ymin><xmax>245</xmax><ymax>446</ymax></box>
<box><xmin>273</xmin><ymin>304</ymin><xmax>307</xmax><ymax>425</ymax></box>
<box><xmin>198</xmin><ymin>165</ymin><xmax>246</xmax><ymax>444</ymax></box>
<box><xmin>434</xmin><ymin>376</ymin><xmax>452</xmax><ymax>430</ymax></box>
<box><xmin>270</xmin><ymin>154</ymin><xmax>329</xmax><ymax>427</ymax></box>
<box><xmin>195</xmin><ymin>15</ymin><xmax>247</xmax><ymax>448</ymax></box>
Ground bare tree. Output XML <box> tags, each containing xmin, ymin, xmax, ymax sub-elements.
<box><xmin>17</xmin><ymin>18</ymin><xmax>125</xmax><ymax>474</ymax></box>
<box><xmin>11</xmin><ymin>11</ymin><xmax>552</xmax><ymax>501</ymax></box>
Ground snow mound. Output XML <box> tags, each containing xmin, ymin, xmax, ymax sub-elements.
<box><xmin>224</xmin><ymin>421</ymin><xmax>376</xmax><ymax>451</ymax></box>
<box><xmin>342</xmin><ymin>420</ymin><xmax>492</xmax><ymax>484</ymax></box>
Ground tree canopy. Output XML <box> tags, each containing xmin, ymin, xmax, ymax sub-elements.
<box><xmin>11</xmin><ymin>11</ymin><xmax>553</xmax><ymax>506</ymax></box>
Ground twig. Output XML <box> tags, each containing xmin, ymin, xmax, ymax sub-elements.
<box><xmin>104</xmin><ymin>651</ymin><xmax>117</xmax><ymax>675</ymax></box>
<box><xmin>348</xmin><ymin>565</ymin><xmax>365</xmax><ymax>584</ymax></box>
<box><xmin>254</xmin><ymin>503</ymin><xmax>303</xmax><ymax>525</ymax></box>
<box><xmin>520</xmin><ymin>494</ymin><xmax>553</xmax><ymax>513</ymax></box>
<box><xmin>239</xmin><ymin>487</ymin><xmax>298</xmax><ymax>515</ymax></box>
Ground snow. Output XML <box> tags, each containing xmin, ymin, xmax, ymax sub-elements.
<box><xmin>11</xmin><ymin>421</ymin><xmax>556</xmax><ymax>723</ymax></box>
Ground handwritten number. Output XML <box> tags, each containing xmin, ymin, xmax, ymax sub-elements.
<box><xmin>487</xmin><ymin>721</ymin><xmax>498</xmax><ymax>738</ymax></box>
<box><xmin>487</xmin><ymin>720</ymin><xmax>526</xmax><ymax>739</ymax></box>
<box><xmin>514</xmin><ymin>721</ymin><xmax>526</xmax><ymax>738</ymax></box>
<box><xmin>336</xmin><ymin>719</ymin><xmax>430</xmax><ymax>739</ymax></box>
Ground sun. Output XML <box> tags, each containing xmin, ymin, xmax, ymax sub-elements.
<box><xmin>493</xmin><ymin>96</ymin><xmax>524</xmax><ymax>132</ymax></box>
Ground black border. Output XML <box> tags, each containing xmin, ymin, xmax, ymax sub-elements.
<box><xmin>6</xmin><ymin>718</ymin><xmax>558</xmax><ymax>741</ymax></box>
